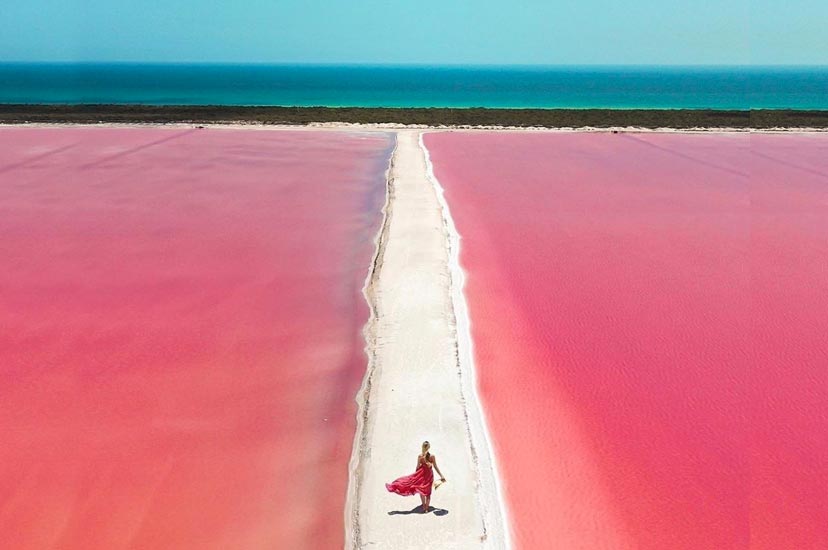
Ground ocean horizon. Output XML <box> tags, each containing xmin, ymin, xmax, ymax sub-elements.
<box><xmin>1</xmin><ymin>63</ymin><xmax>826</xmax><ymax>110</ymax></box>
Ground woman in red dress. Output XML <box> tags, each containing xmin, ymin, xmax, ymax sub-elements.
<box><xmin>386</xmin><ymin>441</ymin><xmax>446</xmax><ymax>512</ymax></box>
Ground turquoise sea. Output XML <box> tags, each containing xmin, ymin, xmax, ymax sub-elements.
<box><xmin>0</xmin><ymin>64</ymin><xmax>826</xmax><ymax>109</ymax></box>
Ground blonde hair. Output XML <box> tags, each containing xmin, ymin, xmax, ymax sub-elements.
<box><xmin>421</xmin><ymin>441</ymin><xmax>430</xmax><ymax>454</ymax></box>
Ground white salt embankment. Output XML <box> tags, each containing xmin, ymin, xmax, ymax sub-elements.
<box><xmin>345</xmin><ymin>130</ymin><xmax>509</xmax><ymax>549</ymax></box>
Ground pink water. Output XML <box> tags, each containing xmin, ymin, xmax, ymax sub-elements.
<box><xmin>0</xmin><ymin>127</ymin><xmax>392</xmax><ymax>549</ymax></box>
<box><xmin>425</xmin><ymin>132</ymin><xmax>827</xmax><ymax>549</ymax></box>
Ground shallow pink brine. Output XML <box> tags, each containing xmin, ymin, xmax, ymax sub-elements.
<box><xmin>424</xmin><ymin>131</ymin><xmax>828</xmax><ymax>549</ymax></box>
<box><xmin>0</xmin><ymin>127</ymin><xmax>393</xmax><ymax>549</ymax></box>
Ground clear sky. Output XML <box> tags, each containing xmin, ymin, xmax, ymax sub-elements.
<box><xmin>2</xmin><ymin>0</ymin><xmax>826</xmax><ymax>65</ymax></box>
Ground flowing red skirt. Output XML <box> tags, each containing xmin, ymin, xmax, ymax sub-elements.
<box><xmin>386</xmin><ymin>465</ymin><xmax>434</xmax><ymax>497</ymax></box>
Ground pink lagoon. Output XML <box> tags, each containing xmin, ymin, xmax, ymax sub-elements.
<box><xmin>0</xmin><ymin>127</ymin><xmax>393</xmax><ymax>549</ymax></box>
<box><xmin>425</xmin><ymin>131</ymin><xmax>828</xmax><ymax>549</ymax></box>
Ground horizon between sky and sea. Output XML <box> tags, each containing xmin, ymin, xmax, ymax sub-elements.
<box><xmin>1</xmin><ymin>63</ymin><xmax>827</xmax><ymax>110</ymax></box>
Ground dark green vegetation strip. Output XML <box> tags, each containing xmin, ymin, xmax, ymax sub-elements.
<box><xmin>1</xmin><ymin>105</ymin><xmax>826</xmax><ymax>128</ymax></box>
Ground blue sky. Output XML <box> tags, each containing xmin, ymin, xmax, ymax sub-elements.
<box><xmin>3</xmin><ymin>1</ymin><xmax>826</xmax><ymax>65</ymax></box>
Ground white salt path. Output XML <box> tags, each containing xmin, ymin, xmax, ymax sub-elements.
<box><xmin>346</xmin><ymin>130</ymin><xmax>508</xmax><ymax>549</ymax></box>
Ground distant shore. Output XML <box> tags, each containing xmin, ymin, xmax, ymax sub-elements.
<box><xmin>1</xmin><ymin>104</ymin><xmax>827</xmax><ymax>129</ymax></box>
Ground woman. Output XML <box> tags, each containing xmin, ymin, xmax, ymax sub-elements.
<box><xmin>385</xmin><ymin>441</ymin><xmax>446</xmax><ymax>512</ymax></box>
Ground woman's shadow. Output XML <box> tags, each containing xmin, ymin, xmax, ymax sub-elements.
<box><xmin>388</xmin><ymin>505</ymin><xmax>449</xmax><ymax>517</ymax></box>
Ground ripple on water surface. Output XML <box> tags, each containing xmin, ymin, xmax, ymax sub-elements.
<box><xmin>425</xmin><ymin>131</ymin><xmax>827</xmax><ymax>549</ymax></box>
<box><xmin>0</xmin><ymin>127</ymin><xmax>393</xmax><ymax>549</ymax></box>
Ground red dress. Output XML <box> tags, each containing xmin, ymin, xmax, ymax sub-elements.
<box><xmin>386</xmin><ymin>454</ymin><xmax>434</xmax><ymax>497</ymax></box>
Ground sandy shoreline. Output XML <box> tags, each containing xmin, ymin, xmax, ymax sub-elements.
<box><xmin>3</xmin><ymin>121</ymin><xmax>828</xmax><ymax>133</ymax></box>
<box><xmin>4</xmin><ymin>103</ymin><xmax>827</xmax><ymax>130</ymax></box>
<box><xmin>346</xmin><ymin>130</ymin><xmax>508</xmax><ymax>548</ymax></box>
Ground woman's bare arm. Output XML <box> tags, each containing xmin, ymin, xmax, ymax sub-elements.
<box><xmin>432</xmin><ymin>455</ymin><xmax>445</xmax><ymax>481</ymax></box>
